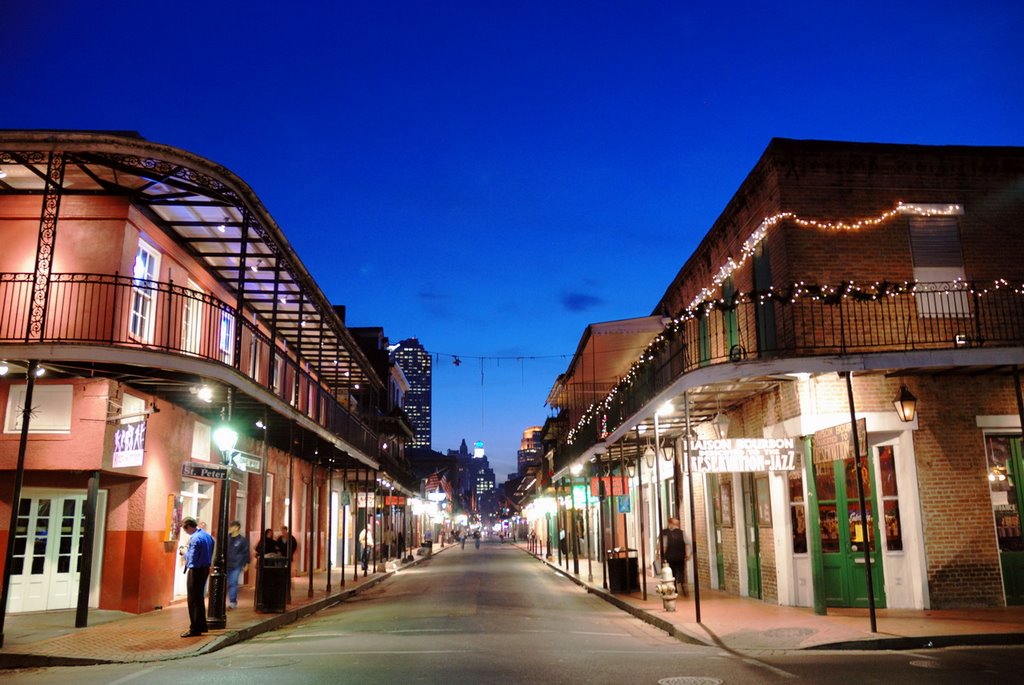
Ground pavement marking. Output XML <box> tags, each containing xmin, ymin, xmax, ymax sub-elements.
<box><xmin>106</xmin><ymin>665</ymin><xmax>166</xmax><ymax>685</ymax></box>
<box><xmin>243</xmin><ymin>649</ymin><xmax>474</xmax><ymax>657</ymax></box>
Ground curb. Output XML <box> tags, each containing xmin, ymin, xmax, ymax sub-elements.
<box><xmin>0</xmin><ymin>549</ymin><xmax>446</xmax><ymax>670</ymax></box>
<box><xmin>521</xmin><ymin>546</ymin><xmax>1023</xmax><ymax>652</ymax></box>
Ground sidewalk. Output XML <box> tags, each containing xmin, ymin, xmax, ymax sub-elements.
<box><xmin>525</xmin><ymin>544</ymin><xmax>1024</xmax><ymax>651</ymax></box>
<box><xmin>0</xmin><ymin>544</ymin><xmax>449</xmax><ymax>670</ymax></box>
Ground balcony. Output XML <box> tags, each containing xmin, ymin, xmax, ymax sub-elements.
<box><xmin>559</xmin><ymin>281</ymin><xmax>1024</xmax><ymax>464</ymax></box>
<box><xmin>0</xmin><ymin>271</ymin><xmax>380</xmax><ymax>459</ymax></box>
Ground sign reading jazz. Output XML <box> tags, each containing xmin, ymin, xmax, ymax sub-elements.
<box><xmin>690</xmin><ymin>438</ymin><xmax>798</xmax><ymax>473</ymax></box>
<box><xmin>813</xmin><ymin>418</ymin><xmax>867</xmax><ymax>465</ymax></box>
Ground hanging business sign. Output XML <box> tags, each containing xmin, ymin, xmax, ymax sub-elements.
<box><xmin>384</xmin><ymin>495</ymin><xmax>406</xmax><ymax>506</ymax></box>
<box><xmin>689</xmin><ymin>437</ymin><xmax>798</xmax><ymax>473</ymax></box>
<box><xmin>590</xmin><ymin>476</ymin><xmax>628</xmax><ymax>497</ymax></box>
<box><xmin>813</xmin><ymin>418</ymin><xmax>867</xmax><ymax>464</ymax></box>
<box><xmin>112</xmin><ymin>419</ymin><xmax>147</xmax><ymax>468</ymax></box>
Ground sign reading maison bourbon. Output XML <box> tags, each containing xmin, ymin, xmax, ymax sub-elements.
<box><xmin>813</xmin><ymin>418</ymin><xmax>867</xmax><ymax>464</ymax></box>
<box><xmin>689</xmin><ymin>438</ymin><xmax>797</xmax><ymax>473</ymax></box>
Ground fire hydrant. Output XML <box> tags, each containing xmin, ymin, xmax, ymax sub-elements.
<box><xmin>655</xmin><ymin>565</ymin><xmax>678</xmax><ymax>612</ymax></box>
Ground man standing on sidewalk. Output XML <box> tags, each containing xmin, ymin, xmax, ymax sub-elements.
<box><xmin>181</xmin><ymin>517</ymin><xmax>214</xmax><ymax>637</ymax></box>
<box><xmin>226</xmin><ymin>520</ymin><xmax>250</xmax><ymax>609</ymax></box>
<box><xmin>659</xmin><ymin>517</ymin><xmax>689</xmax><ymax>597</ymax></box>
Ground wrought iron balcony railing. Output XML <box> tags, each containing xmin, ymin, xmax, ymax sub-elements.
<box><xmin>556</xmin><ymin>280</ymin><xmax>1024</xmax><ymax>468</ymax></box>
<box><xmin>0</xmin><ymin>272</ymin><xmax>379</xmax><ymax>458</ymax></box>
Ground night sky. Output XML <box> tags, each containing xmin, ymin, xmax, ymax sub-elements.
<box><xmin>7</xmin><ymin>1</ymin><xmax>1023</xmax><ymax>479</ymax></box>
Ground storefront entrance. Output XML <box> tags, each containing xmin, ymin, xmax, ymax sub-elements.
<box><xmin>813</xmin><ymin>455</ymin><xmax>885</xmax><ymax>608</ymax></box>
<box><xmin>742</xmin><ymin>473</ymin><xmax>762</xmax><ymax>599</ymax></box>
<box><xmin>986</xmin><ymin>435</ymin><xmax>1024</xmax><ymax>605</ymax></box>
<box><xmin>7</xmin><ymin>489</ymin><xmax>106</xmax><ymax>613</ymax></box>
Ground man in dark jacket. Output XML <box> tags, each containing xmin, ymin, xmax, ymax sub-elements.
<box><xmin>278</xmin><ymin>525</ymin><xmax>299</xmax><ymax>574</ymax></box>
<box><xmin>659</xmin><ymin>517</ymin><xmax>690</xmax><ymax>597</ymax></box>
<box><xmin>226</xmin><ymin>520</ymin><xmax>250</xmax><ymax>609</ymax></box>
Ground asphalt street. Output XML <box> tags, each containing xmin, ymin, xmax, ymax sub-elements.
<box><xmin>6</xmin><ymin>540</ymin><xmax>1024</xmax><ymax>684</ymax></box>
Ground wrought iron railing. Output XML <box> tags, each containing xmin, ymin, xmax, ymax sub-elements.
<box><xmin>556</xmin><ymin>281</ymin><xmax>1024</xmax><ymax>468</ymax></box>
<box><xmin>0</xmin><ymin>272</ymin><xmax>379</xmax><ymax>458</ymax></box>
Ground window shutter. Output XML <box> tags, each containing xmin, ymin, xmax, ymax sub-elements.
<box><xmin>909</xmin><ymin>217</ymin><xmax>962</xmax><ymax>268</ymax></box>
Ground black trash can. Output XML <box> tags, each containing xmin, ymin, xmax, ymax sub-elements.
<box><xmin>606</xmin><ymin>548</ymin><xmax>640</xmax><ymax>593</ymax></box>
<box><xmin>258</xmin><ymin>556</ymin><xmax>289</xmax><ymax>612</ymax></box>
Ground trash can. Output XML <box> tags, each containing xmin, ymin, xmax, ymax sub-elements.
<box><xmin>258</xmin><ymin>556</ymin><xmax>289</xmax><ymax>612</ymax></box>
<box><xmin>606</xmin><ymin>548</ymin><xmax>640</xmax><ymax>593</ymax></box>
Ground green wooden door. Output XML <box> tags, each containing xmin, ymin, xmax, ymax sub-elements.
<box><xmin>709</xmin><ymin>474</ymin><xmax>725</xmax><ymax>587</ymax></box>
<box><xmin>813</xmin><ymin>456</ymin><xmax>885</xmax><ymax>608</ymax></box>
<box><xmin>743</xmin><ymin>473</ymin><xmax>762</xmax><ymax>599</ymax></box>
<box><xmin>988</xmin><ymin>435</ymin><xmax>1024</xmax><ymax>605</ymax></box>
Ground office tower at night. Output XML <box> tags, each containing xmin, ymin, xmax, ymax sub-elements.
<box><xmin>391</xmin><ymin>337</ymin><xmax>432</xmax><ymax>450</ymax></box>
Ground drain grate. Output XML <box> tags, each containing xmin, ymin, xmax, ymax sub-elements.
<box><xmin>658</xmin><ymin>678</ymin><xmax>724</xmax><ymax>685</ymax></box>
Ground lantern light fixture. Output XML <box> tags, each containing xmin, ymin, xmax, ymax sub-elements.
<box><xmin>893</xmin><ymin>385</ymin><xmax>918</xmax><ymax>423</ymax></box>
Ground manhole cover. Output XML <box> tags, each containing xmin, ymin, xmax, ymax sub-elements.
<box><xmin>659</xmin><ymin>678</ymin><xmax>723</xmax><ymax>685</ymax></box>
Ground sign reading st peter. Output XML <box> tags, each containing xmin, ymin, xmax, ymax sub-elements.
<box><xmin>690</xmin><ymin>437</ymin><xmax>797</xmax><ymax>473</ymax></box>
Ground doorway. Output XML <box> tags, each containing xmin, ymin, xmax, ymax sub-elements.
<box><xmin>813</xmin><ymin>454</ymin><xmax>886</xmax><ymax>608</ymax></box>
<box><xmin>173</xmin><ymin>479</ymin><xmax>215</xmax><ymax>599</ymax></box>
<box><xmin>987</xmin><ymin>435</ymin><xmax>1024</xmax><ymax>604</ymax></box>
<box><xmin>742</xmin><ymin>473</ymin><xmax>763</xmax><ymax>599</ymax></box>
<box><xmin>7</xmin><ymin>489</ymin><xmax>106</xmax><ymax>613</ymax></box>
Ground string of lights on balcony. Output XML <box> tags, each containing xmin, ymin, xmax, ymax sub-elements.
<box><xmin>564</xmin><ymin>201</ymin><xmax>1012</xmax><ymax>446</ymax></box>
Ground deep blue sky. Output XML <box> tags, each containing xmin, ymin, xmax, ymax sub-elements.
<box><xmin>7</xmin><ymin>2</ymin><xmax>1024</xmax><ymax>479</ymax></box>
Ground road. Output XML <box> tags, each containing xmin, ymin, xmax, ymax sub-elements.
<box><xmin>6</xmin><ymin>540</ymin><xmax>1024</xmax><ymax>684</ymax></box>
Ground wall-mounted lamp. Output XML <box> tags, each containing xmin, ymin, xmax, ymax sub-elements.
<box><xmin>643</xmin><ymin>445</ymin><xmax>655</xmax><ymax>469</ymax></box>
<box><xmin>570</xmin><ymin>463</ymin><xmax>583</xmax><ymax>477</ymax></box>
<box><xmin>893</xmin><ymin>385</ymin><xmax>918</xmax><ymax>423</ymax></box>
<box><xmin>626</xmin><ymin>462</ymin><xmax>637</xmax><ymax>478</ymax></box>
<box><xmin>34</xmin><ymin>366</ymin><xmax>45</xmax><ymax>377</ymax></box>
<box><xmin>712</xmin><ymin>411</ymin><xmax>730</xmax><ymax>439</ymax></box>
<box><xmin>190</xmin><ymin>384</ymin><xmax>214</xmax><ymax>403</ymax></box>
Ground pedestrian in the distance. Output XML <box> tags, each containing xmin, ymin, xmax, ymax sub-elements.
<box><xmin>659</xmin><ymin>516</ymin><xmax>690</xmax><ymax>597</ymax></box>
<box><xmin>226</xmin><ymin>520</ymin><xmax>250</xmax><ymax>609</ymax></box>
<box><xmin>180</xmin><ymin>516</ymin><xmax>214</xmax><ymax>637</ymax></box>
<box><xmin>359</xmin><ymin>526</ymin><xmax>374</xmax><ymax>572</ymax></box>
<box><xmin>278</xmin><ymin>525</ymin><xmax>298</xmax><ymax>574</ymax></box>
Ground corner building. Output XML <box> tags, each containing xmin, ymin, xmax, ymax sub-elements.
<box><xmin>0</xmin><ymin>131</ymin><xmax>418</xmax><ymax>616</ymax></box>
<box><xmin>547</xmin><ymin>139</ymin><xmax>1024</xmax><ymax>610</ymax></box>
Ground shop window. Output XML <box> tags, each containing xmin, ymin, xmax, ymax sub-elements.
<box><xmin>815</xmin><ymin>458</ymin><xmax>839</xmax><ymax>552</ymax></box>
<box><xmin>129</xmin><ymin>239</ymin><xmax>160</xmax><ymax>342</ymax></box>
<box><xmin>878</xmin><ymin>446</ymin><xmax>903</xmax><ymax>551</ymax></box>
<box><xmin>987</xmin><ymin>435</ymin><xmax>1023</xmax><ymax>552</ymax></box>
<box><xmin>788</xmin><ymin>454</ymin><xmax>807</xmax><ymax>553</ymax></box>
<box><xmin>845</xmin><ymin>459</ymin><xmax>875</xmax><ymax>552</ymax></box>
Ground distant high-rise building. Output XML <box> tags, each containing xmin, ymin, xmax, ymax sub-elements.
<box><xmin>390</xmin><ymin>338</ymin><xmax>431</xmax><ymax>450</ymax></box>
<box><xmin>517</xmin><ymin>426</ymin><xmax>544</xmax><ymax>476</ymax></box>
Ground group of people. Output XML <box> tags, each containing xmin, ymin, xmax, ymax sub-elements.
<box><xmin>179</xmin><ymin>520</ymin><xmax>298</xmax><ymax>638</ymax></box>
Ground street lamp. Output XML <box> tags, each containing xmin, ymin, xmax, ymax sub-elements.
<box><xmin>207</xmin><ymin>424</ymin><xmax>237</xmax><ymax>629</ymax></box>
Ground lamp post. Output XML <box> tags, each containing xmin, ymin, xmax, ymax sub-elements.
<box><xmin>207</xmin><ymin>424</ymin><xmax>238</xmax><ymax>630</ymax></box>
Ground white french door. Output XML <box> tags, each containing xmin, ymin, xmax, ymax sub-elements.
<box><xmin>8</xmin><ymin>490</ymin><xmax>106</xmax><ymax>613</ymax></box>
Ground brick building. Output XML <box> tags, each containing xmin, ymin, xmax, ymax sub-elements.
<box><xmin>0</xmin><ymin>131</ymin><xmax>418</xmax><ymax>620</ymax></box>
<box><xmin>543</xmin><ymin>139</ymin><xmax>1024</xmax><ymax>610</ymax></box>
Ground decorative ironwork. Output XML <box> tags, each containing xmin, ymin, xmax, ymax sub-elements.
<box><xmin>26</xmin><ymin>152</ymin><xmax>65</xmax><ymax>341</ymax></box>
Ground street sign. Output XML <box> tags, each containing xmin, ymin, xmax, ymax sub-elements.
<box><xmin>230</xmin><ymin>451</ymin><xmax>261</xmax><ymax>472</ymax></box>
<box><xmin>181</xmin><ymin>461</ymin><xmax>228</xmax><ymax>480</ymax></box>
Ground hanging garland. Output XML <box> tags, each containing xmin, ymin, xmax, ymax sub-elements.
<box><xmin>563</xmin><ymin>199</ymin><xmax>1011</xmax><ymax>446</ymax></box>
